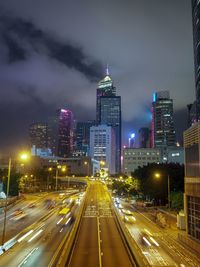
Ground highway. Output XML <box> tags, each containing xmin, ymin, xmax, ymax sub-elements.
<box><xmin>67</xmin><ymin>182</ymin><xmax>134</xmax><ymax>267</ymax></box>
<box><xmin>0</xmin><ymin>190</ymin><xmax>81</xmax><ymax>245</ymax></box>
<box><xmin>0</xmin><ymin>190</ymin><xmax>84</xmax><ymax>266</ymax></box>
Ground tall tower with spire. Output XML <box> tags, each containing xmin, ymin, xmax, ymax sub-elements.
<box><xmin>96</xmin><ymin>67</ymin><xmax>116</xmax><ymax>123</ymax></box>
<box><xmin>95</xmin><ymin>67</ymin><xmax>121</xmax><ymax>173</ymax></box>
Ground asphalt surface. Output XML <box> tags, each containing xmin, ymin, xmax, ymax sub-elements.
<box><xmin>68</xmin><ymin>182</ymin><xmax>134</xmax><ymax>267</ymax></box>
<box><xmin>0</xmin><ymin>190</ymin><xmax>83</xmax><ymax>267</ymax></box>
<box><xmin>119</xmin><ymin>199</ymin><xmax>200</xmax><ymax>267</ymax></box>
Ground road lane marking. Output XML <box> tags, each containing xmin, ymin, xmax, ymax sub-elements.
<box><xmin>17</xmin><ymin>247</ymin><xmax>38</xmax><ymax>267</ymax></box>
<box><xmin>97</xmin><ymin>217</ymin><xmax>102</xmax><ymax>267</ymax></box>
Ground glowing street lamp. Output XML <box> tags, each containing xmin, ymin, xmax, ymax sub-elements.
<box><xmin>19</xmin><ymin>153</ymin><xmax>29</xmax><ymax>161</ymax></box>
<box><xmin>84</xmin><ymin>161</ymin><xmax>89</xmax><ymax>176</ymax></box>
<box><xmin>55</xmin><ymin>165</ymin><xmax>66</xmax><ymax>191</ymax></box>
<box><xmin>154</xmin><ymin>172</ymin><xmax>170</xmax><ymax>209</ymax></box>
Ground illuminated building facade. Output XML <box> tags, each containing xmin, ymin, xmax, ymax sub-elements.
<box><xmin>29</xmin><ymin>123</ymin><xmax>48</xmax><ymax>149</ymax></box>
<box><xmin>90</xmin><ymin>125</ymin><xmax>116</xmax><ymax>174</ymax></box>
<box><xmin>75</xmin><ymin>120</ymin><xmax>95</xmax><ymax>155</ymax></box>
<box><xmin>96</xmin><ymin>68</ymin><xmax>121</xmax><ymax>173</ymax></box>
<box><xmin>188</xmin><ymin>1</ymin><xmax>200</xmax><ymax>126</ymax></box>
<box><xmin>152</xmin><ymin>91</ymin><xmax>176</xmax><ymax>148</ymax></box>
<box><xmin>123</xmin><ymin>148</ymin><xmax>161</xmax><ymax>175</ymax></box>
<box><xmin>184</xmin><ymin>122</ymin><xmax>200</xmax><ymax>243</ymax></box>
<box><xmin>57</xmin><ymin>109</ymin><xmax>74</xmax><ymax>157</ymax></box>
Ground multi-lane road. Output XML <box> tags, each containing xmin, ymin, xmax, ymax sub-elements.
<box><xmin>67</xmin><ymin>182</ymin><xmax>135</xmax><ymax>267</ymax></box>
<box><xmin>0</xmin><ymin>190</ymin><xmax>84</xmax><ymax>267</ymax></box>
<box><xmin>0</xmin><ymin>181</ymin><xmax>200</xmax><ymax>267</ymax></box>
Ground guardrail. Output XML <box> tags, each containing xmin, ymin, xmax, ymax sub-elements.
<box><xmin>50</xmin><ymin>188</ymin><xmax>88</xmax><ymax>267</ymax></box>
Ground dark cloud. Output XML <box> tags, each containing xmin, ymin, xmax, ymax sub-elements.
<box><xmin>0</xmin><ymin>14</ymin><xmax>103</xmax><ymax>81</ymax></box>
<box><xmin>0</xmin><ymin>0</ymin><xmax>196</xmax><ymax>154</ymax></box>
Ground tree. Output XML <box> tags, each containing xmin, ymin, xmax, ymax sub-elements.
<box><xmin>171</xmin><ymin>192</ymin><xmax>183</xmax><ymax>211</ymax></box>
<box><xmin>2</xmin><ymin>171</ymin><xmax>21</xmax><ymax>196</ymax></box>
<box><xmin>132</xmin><ymin>163</ymin><xmax>184</xmax><ymax>205</ymax></box>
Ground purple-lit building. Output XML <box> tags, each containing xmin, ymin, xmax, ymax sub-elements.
<box><xmin>57</xmin><ymin>109</ymin><xmax>74</xmax><ymax>157</ymax></box>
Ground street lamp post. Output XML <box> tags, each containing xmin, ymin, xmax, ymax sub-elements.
<box><xmin>55</xmin><ymin>165</ymin><xmax>66</xmax><ymax>191</ymax></box>
<box><xmin>2</xmin><ymin>152</ymin><xmax>29</xmax><ymax>249</ymax></box>
<box><xmin>55</xmin><ymin>166</ymin><xmax>60</xmax><ymax>191</ymax></box>
<box><xmin>84</xmin><ymin>161</ymin><xmax>89</xmax><ymax>176</ymax></box>
<box><xmin>154</xmin><ymin>172</ymin><xmax>170</xmax><ymax>209</ymax></box>
<box><xmin>167</xmin><ymin>174</ymin><xmax>170</xmax><ymax>209</ymax></box>
<box><xmin>1</xmin><ymin>158</ymin><xmax>11</xmax><ymax>248</ymax></box>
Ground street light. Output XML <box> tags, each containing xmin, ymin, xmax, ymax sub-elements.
<box><xmin>84</xmin><ymin>161</ymin><xmax>89</xmax><ymax>176</ymax></box>
<box><xmin>55</xmin><ymin>165</ymin><xmax>66</xmax><ymax>191</ymax></box>
<box><xmin>154</xmin><ymin>172</ymin><xmax>170</xmax><ymax>209</ymax></box>
<box><xmin>2</xmin><ymin>152</ymin><xmax>29</xmax><ymax>249</ymax></box>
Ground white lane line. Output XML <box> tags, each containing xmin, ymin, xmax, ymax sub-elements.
<box><xmin>17</xmin><ymin>247</ymin><xmax>38</xmax><ymax>267</ymax></box>
<box><xmin>97</xmin><ymin>216</ymin><xmax>102</xmax><ymax>267</ymax></box>
<box><xmin>18</xmin><ymin>230</ymin><xmax>34</xmax><ymax>243</ymax></box>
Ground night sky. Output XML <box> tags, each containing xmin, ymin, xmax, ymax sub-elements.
<box><xmin>0</xmin><ymin>0</ymin><xmax>195</xmax><ymax>155</ymax></box>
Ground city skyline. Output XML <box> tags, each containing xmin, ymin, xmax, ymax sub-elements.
<box><xmin>0</xmin><ymin>0</ymin><xmax>194</xmax><ymax>155</ymax></box>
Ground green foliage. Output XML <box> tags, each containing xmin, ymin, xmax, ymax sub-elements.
<box><xmin>171</xmin><ymin>191</ymin><xmax>183</xmax><ymax>211</ymax></box>
<box><xmin>2</xmin><ymin>171</ymin><xmax>21</xmax><ymax>196</ymax></box>
<box><xmin>132</xmin><ymin>163</ymin><xmax>184</xmax><ymax>205</ymax></box>
<box><xmin>112</xmin><ymin>177</ymin><xmax>140</xmax><ymax>196</ymax></box>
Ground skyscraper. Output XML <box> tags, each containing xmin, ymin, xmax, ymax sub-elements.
<box><xmin>192</xmin><ymin>0</ymin><xmax>200</xmax><ymax>102</ymax></box>
<box><xmin>47</xmin><ymin>109</ymin><xmax>74</xmax><ymax>157</ymax></box>
<box><xmin>152</xmin><ymin>91</ymin><xmax>176</xmax><ymax>148</ymax></box>
<box><xmin>184</xmin><ymin>122</ymin><xmax>200</xmax><ymax>243</ymax></box>
<box><xmin>138</xmin><ymin>127</ymin><xmax>150</xmax><ymax>148</ymax></box>
<box><xmin>75</xmin><ymin>120</ymin><xmax>95</xmax><ymax>155</ymax></box>
<box><xmin>96</xmin><ymin>68</ymin><xmax>121</xmax><ymax>173</ymax></box>
<box><xmin>29</xmin><ymin>123</ymin><xmax>48</xmax><ymax>149</ymax></box>
<box><xmin>90</xmin><ymin>125</ymin><xmax>116</xmax><ymax>174</ymax></box>
<box><xmin>96</xmin><ymin>67</ymin><xmax>116</xmax><ymax>124</ymax></box>
<box><xmin>188</xmin><ymin>1</ymin><xmax>200</xmax><ymax>125</ymax></box>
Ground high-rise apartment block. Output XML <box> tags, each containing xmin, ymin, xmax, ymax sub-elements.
<box><xmin>96</xmin><ymin>69</ymin><xmax>121</xmax><ymax>173</ymax></box>
<box><xmin>29</xmin><ymin>123</ymin><xmax>48</xmax><ymax>149</ymax></box>
<box><xmin>90</xmin><ymin>125</ymin><xmax>116</xmax><ymax>174</ymax></box>
<box><xmin>152</xmin><ymin>91</ymin><xmax>176</xmax><ymax>148</ymax></box>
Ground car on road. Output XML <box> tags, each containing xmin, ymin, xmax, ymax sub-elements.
<box><xmin>124</xmin><ymin>215</ymin><xmax>136</xmax><ymax>223</ymax></box>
